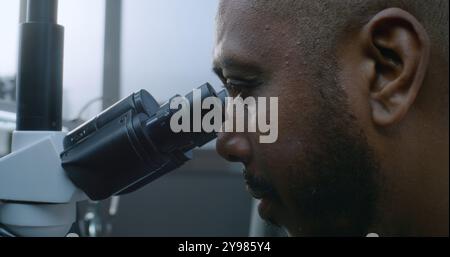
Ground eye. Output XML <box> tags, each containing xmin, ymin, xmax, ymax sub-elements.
<box><xmin>224</xmin><ymin>79</ymin><xmax>242</xmax><ymax>97</ymax></box>
<box><xmin>213</xmin><ymin>67</ymin><xmax>262</xmax><ymax>97</ymax></box>
<box><xmin>224</xmin><ymin>78</ymin><xmax>261</xmax><ymax>98</ymax></box>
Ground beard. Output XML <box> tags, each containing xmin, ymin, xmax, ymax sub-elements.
<box><xmin>287</xmin><ymin>75</ymin><xmax>381</xmax><ymax>236</ymax></box>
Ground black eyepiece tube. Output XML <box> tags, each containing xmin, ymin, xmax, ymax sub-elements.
<box><xmin>16</xmin><ymin>0</ymin><xmax>64</xmax><ymax>131</ymax></box>
<box><xmin>27</xmin><ymin>0</ymin><xmax>58</xmax><ymax>23</ymax></box>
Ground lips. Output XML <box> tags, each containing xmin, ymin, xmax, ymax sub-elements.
<box><xmin>243</xmin><ymin>168</ymin><xmax>277</xmax><ymax>221</ymax></box>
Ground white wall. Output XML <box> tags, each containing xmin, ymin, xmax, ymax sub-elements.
<box><xmin>121</xmin><ymin>0</ymin><xmax>222</xmax><ymax>102</ymax></box>
<box><xmin>59</xmin><ymin>0</ymin><xmax>105</xmax><ymax>120</ymax></box>
<box><xmin>1</xmin><ymin>0</ymin><xmax>221</xmax><ymax>120</ymax></box>
<box><xmin>0</xmin><ymin>0</ymin><xmax>19</xmax><ymax>77</ymax></box>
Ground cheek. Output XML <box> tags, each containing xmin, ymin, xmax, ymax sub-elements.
<box><xmin>337</xmin><ymin>53</ymin><xmax>373</xmax><ymax>134</ymax></box>
<box><xmin>251</xmin><ymin>79</ymin><xmax>318</xmax><ymax>204</ymax></box>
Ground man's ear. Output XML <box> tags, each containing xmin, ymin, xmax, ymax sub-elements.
<box><xmin>361</xmin><ymin>8</ymin><xmax>430</xmax><ymax>126</ymax></box>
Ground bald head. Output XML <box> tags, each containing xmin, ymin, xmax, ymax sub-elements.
<box><xmin>218</xmin><ymin>0</ymin><xmax>448</xmax><ymax>59</ymax></box>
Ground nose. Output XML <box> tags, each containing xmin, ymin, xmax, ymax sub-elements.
<box><xmin>216</xmin><ymin>132</ymin><xmax>252</xmax><ymax>164</ymax></box>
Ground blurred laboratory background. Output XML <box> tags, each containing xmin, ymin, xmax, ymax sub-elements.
<box><xmin>0</xmin><ymin>0</ymin><xmax>286</xmax><ymax>237</ymax></box>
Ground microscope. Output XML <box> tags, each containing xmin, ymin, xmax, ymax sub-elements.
<box><xmin>0</xmin><ymin>0</ymin><xmax>226</xmax><ymax>237</ymax></box>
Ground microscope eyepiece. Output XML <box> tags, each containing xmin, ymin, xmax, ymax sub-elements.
<box><xmin>61</xmin><ymin>83</ymin><xmax>226</xmax><ymax>200</ymax></box>
<box><xmin>62</xmin><ymin>89</ymin><xmax>160</xmax><ymax>150</ymax></box>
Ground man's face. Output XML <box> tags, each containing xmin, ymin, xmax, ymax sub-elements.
<box><xmin>214</xmin><ymin>1</ymin><xmax>379</xmax><ymax>236</ymax></box>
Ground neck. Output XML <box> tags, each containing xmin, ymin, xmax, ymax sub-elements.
<box><xmin>372</xmin><ymin>140</ymin><xmax>448</xmax><ymax>236</ymax></box>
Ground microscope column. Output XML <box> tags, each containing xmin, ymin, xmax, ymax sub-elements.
<box><xmin>0</xmin><ymin>0</ymin><xmax>81</xmax><ymax>237</ymax></box>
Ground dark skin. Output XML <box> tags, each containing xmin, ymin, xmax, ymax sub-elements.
<box><xmin>214</xmin><ymin>1</ymin><xmax>449</xmax><ymax>236</ymax></box>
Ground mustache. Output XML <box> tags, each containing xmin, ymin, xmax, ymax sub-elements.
<box><xmin>243</xmin><ymin>168</ymin><xmax>276</xmax><ymax>198</ymax></box>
